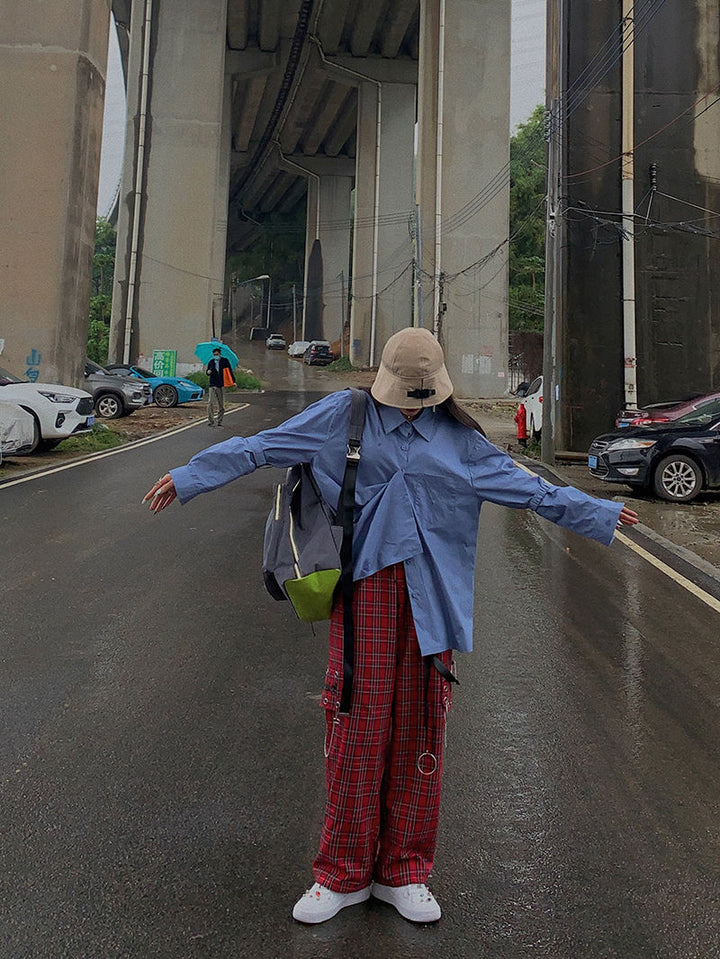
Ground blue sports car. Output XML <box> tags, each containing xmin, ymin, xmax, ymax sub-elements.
<box><xmin>105</xmin><ymin>364</ymin><xmax>204</xmax><ymax>408</ymax></box>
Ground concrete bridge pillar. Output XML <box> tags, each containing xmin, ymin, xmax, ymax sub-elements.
<box><xmin>109</xmin><ymin>0</ymin><xmax>229</xmax><ymax>370</ymax></box>
<box><xmin>416</xmin><ymin>0</ymin><xmax>511</xmax><ymax>398</ymax></box>
<box><xmin>0</xmin><ymin>1</ymin><xmax>111</xmax><ymax>387</ymax></box>
<box><xmin>302</xmin><ymin>172</ymin><xmax>353</xmax><ymax>346</ymax></box>
<box><xmin>350</xmin><ymin>81</ymin><xmax>416</xmax><ymax>367</ymax></box>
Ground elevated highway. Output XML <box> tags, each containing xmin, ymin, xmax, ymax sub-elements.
<box><xmin>1</xmin><ymin>0</ymin><xmax>512</xmax><ymax>397</ymax></box>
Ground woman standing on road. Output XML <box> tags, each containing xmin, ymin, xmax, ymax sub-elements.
<box><xmin>143</xmin><ymin>328</ymin><xmax>638</xmax><ymax>925</ymax></box>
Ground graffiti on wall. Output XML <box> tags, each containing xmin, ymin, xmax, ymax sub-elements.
<box><xmin>25</xmin><ymin>349</ymin><xmax>42</xmax><ymax>382</ymax></box>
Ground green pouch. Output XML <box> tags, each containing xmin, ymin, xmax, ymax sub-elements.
<box><xmin>284</xmin><ymin>568</ymin><xmax>341</xmax><ymax>622</ymax></box>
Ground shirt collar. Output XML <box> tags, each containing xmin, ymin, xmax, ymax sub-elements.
<box><xmin>376</xmin><ymin>403</ymin><xmax>437</xmax><ymax>441</ymax></box>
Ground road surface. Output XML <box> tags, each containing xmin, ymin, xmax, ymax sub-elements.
<box><xmin>2</xmin><ymin>386</ymin><xmax>719</xmax><ymax>958</ymax></box>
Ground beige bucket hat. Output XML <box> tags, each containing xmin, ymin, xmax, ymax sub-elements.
<box><xmin>371</xmin><ymin>327</ymin><xmax>454</xmax><ymax>409</ymax></box>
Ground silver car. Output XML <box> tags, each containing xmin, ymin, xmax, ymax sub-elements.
<box><xmin>84</xmin><ymin>360</ymin><xmax>152</xmax><ymax>418</ymax></box>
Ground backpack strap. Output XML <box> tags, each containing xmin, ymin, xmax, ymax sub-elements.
<box><xmin>337</xmin><ymin>388</ymin><xmax>367</xmax><ymax>714</ymax></box>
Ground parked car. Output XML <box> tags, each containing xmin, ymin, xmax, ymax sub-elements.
<box><xmin>84</xmin><ymin>359</ymin><xmax>152</xmax><ymax>418</ymax></box>
<box><xmin>303</xmin><ymin>341</ymin><xmax>334</xmax><ymax>366</ymax></box>
<box><xmin>615</xmin><ymin>391</ymin><xmax>720</xmax><ymax>428</ymax></box>
<box><xmin>0</xmin><ymin>401</ymin><xmax>36</xmax><ymax>460</ymax></box>
<box><xmin>0</xmin><ymin>366</ymin><xmax>94</xmax><ymax>453</ymax></box>
<box><xmin>588</xmin><ymin>397</ymin><xmax>720</xmax><ymax>502</ymax></box>
<box><xmin>105</xmin><ymin>363</ymin><xmax>204</xmax><ymax>408</ymax></box>
<box><xmin>522</xmin><ymin>375</ymin><xmax>543</xmax><ymax>439</ymax></box>
<box><xmin>288</xmin><ymin>340</ymin><xmax>310</xmax><ymax>357</ymax></box>
<box><xmin>266</xmin><ymin>333</ymin><xmax>286</xmax><ymax>350</ymax></box>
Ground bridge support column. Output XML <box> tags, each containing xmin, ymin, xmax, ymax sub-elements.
<box><xmin>109</xmin><ymin>0</ymin><xmax>229</xmax><ymax>370</ymax></box>
<box><xmin>0</xmin><ymin>1</ymin><xmax>111</xmax><ymax>387</ymax></box>
<box><xmin>350</xmin><ymin>81</ymin><xmax>416</xmax><ymax>367</ymax></box>
<box><xmin>416</xmin><ymin>0</ymin><xmax>511</xmax><ymax>397</ymax></box>
<box><xmin>302</xmin><ymin>174</ymin><xmax>353</xmax><ymax>345</ymax></box>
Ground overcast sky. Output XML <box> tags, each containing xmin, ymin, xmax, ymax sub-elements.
<box><xmin>97</xmin><ymin>0</ymin><xmax>546</xmax><ymax>215</ymax></box>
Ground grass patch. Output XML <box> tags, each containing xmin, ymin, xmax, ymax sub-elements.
<box><xmin>326</xmin><ymin>355</ymin><xmax>354</xmax><ymax>372</ymax></box>
<box><xmin>185</xmin><ymin>369</ymin><xmax>262</xmax><ymax>390</ymax></box>
<box><xmin>55</xmin><ymin>424</ymin><xmax>126</xmax><ymax>454</ymax></box>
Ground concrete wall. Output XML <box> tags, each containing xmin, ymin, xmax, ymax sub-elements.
<box><xmin>561</xmin><ymin>0</ymin><xmax>720</xmax><ymax>450</ymax></box>
<box><xmin>109</xmin><ymin>0</ymin><xmax>228</xmax><ymax>369</ymax></box>
<box><xmin>0</xmin><ymin>0</ymin><xmax>111</xmax><ymax>387</ymax></box>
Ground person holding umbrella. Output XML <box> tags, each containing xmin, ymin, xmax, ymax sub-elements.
<box><xmin>205</xmin><ymin>346</ymin><xmax>233</xmax><ymax>427</ymax></box>
<box><xmin>143</xmin><ymin>328</ymin><xmax>638</xmax><ymax>925</ymax></box>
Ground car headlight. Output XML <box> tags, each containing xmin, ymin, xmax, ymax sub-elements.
<box><xmin>38</xmin><ymin>390</ymin><xmax>76</xmax><ymax>404</ymax></box>
<box><xmin>606</xmin><ymin>437</ymin><xmax>657</xmax><ymax>452</ymax></box>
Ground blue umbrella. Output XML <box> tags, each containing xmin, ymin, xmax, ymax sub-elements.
<box><xmin>194</xmin><ymin>340</ymin><xmax>240</xmax><ymax>369</ymax></box>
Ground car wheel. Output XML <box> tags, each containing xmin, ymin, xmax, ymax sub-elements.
<box><xmin>39</xmin><ymin>438</ymin><xmax>61</xmax><ymax>451</ymax></box>
<box><xmin>14</xmin><ymin>410</ymin><xmax>41</xmax><ymax>455</ymax></box>
<box><xmin>153</xmin><ymin>384</ymin><xmax>178</xmax><ymax>408</ymax></box>
<box><xmin>652</xmin><ymin>454</ymin><xmax>702</xmax><ymax>502</ymax></box>
<box><xmin>96</xmin><ymin>393</ymin><xmax>124</xmax><ymax>419</ymax></box>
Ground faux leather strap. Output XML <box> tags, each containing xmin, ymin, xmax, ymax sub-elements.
<box><xmin>337</xmin><ymin>389</ymin><xmax>366</xmax><ymax>714</ymax></box>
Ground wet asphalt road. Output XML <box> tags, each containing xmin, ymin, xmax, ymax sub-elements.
<box><xmin>2</xmin><ymin>361</ymin><xmax>720</xmax><ymax>958</ymax></box>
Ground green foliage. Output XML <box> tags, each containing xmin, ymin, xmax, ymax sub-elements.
<box><xmin>55</xmin><ymin>423</ymin><xmax>125</xmax><ymax>454</ymax></box>
<box><xmin>326</xmin><ymin>355</ymin><xmax>353</xmax><ymax>372</ymax></box>
<box><xmin>87</xmin><ymin>218</ymin><xmax>116</xmax><ymax>363</ymax></box>
<box><xmin>509</xmin><ymin>105</ymin><xmax>547</xmax><ymax>332</ymax></box>
<box><xmin>185</xmin><ymin>369</ymin><xmax>262</xmax><ymax>391</ymax></box>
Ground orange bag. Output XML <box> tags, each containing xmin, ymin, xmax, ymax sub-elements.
<box><xmin>222</xmin><ymin>365</ymin><xmax>235</xmax><ymax>388</ymax></box>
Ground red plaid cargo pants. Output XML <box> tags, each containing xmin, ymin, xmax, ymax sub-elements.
<box><xmin>313</xmin><ymin>562</ymin><xmax>454</xmax><ymax>892</ymax></box>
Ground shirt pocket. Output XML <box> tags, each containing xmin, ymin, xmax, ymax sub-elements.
<box><xmin>413</xmin><ymin>474</ymin><xmax>474</xmax><ymax>529</ymax></box>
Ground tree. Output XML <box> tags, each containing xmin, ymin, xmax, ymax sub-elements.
<box><xmin>87</xmin><ymin>218</ymin><xmax>116</xmax><ymax>363</ymax></box>
<box><xmin>509</xmin><ymin>105</ymin><xmax>546</xmax><ymax>332</ymax></box>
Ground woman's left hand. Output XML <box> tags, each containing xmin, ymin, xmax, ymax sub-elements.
<box><xmin>142</xmin><ymin>473</ymin><xmax>177</xmax><ymax>513</ymax></box>
<box><xmin>617</xmin><ymin>505</ymin><xmax>639</xmax><ymax>528</ymax></box>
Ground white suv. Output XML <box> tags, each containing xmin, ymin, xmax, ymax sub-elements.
<box><xmin>0</xmin><ymin>366</ymin><xmax>95</xmax><ymax>453</ymax></box>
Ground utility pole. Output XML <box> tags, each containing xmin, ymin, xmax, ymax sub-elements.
<box><xmin>621</xmin><ymin>0</ymin><xmax>638</xmax><ymax>410</ymax></box>
<box><xmin>339</xmin><ymin>271</ymin><xmax>346</xmax><ymax>356</ymax></box>
<box><xmin>542</xmin><ymin>0</ymin><xmax>566</xmax><ymax>464</ymax></box>
<box><xmin>292</xmin><ymin>284</ymin><xmax>297</xmax><ymax>343</ymax></box>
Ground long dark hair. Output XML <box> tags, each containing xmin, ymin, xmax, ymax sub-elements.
<box><xmin>359</xmin><ymin>388</ymin><xmax>486</xmax><ymax>437</ymax></box>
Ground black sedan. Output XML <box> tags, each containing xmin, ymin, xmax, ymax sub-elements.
<box><xmin>588</xmin><ymin>401</ymin><xmax>720</xmax><ymax>502</ymax></box>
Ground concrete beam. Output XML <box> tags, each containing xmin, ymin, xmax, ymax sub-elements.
<box><xmin>227</xmin><ymin>0</ymin><xmax>250</xmax><ymax>50</ymax></box>
<box><xmin>321</xmin><ymin>54</ymin><xmax>418</xmax><ymax>85</ymax></box>
<box><xmin>0</xmin><ymin>0</ymin><xmax>111</xmax><ymax>387</ymax></box>
<box><xmin>259</xmin><ymin>0</ymin><xmax>281</xmax><ymax>52</ymax></box>
<box><xmin>381</xmin><ymin>0</ymin><xmax>418</xmax><ymax>58</ymax></box>
<box><xmin>350</xmin><ymin>3</ymin><xmax>380</xmax><ymax>57</ymax></box>
<box><xmin>302</xmin><ymin>80</ymin><xmax>349</xmax><ymax>154</ymax></box>
<box><xmin>278</xmin><ymin>64</ymin><xmax>328</xmax><ymax>154</ymax></box>
<box><xmin>225</xmin><ymin>48</ymin><xmax>277</xmax><ymax>76</ymax></box>
<box><xmin>316</xmin><ymin>0</ymin><xmax>352</xmax><ymax>54</ymax></box>
<box><xmin>285</xmin><ymin>155</ymin><xmax>356</xmax><ymax>177</ymax></box>
<box><xmin>233</xmin><ymin>73</ymin><xmax>269</xmax><ymax>152</ymax></box>
<box><xmin>324</xmin><ymin>90</ymin><xmax>358</xmax><ymax>156</ymax></box>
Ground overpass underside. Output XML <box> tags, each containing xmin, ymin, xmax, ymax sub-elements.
<box><xmin>107</xmin><ymin>0</ymin><xmax>512</xmax><ymax>396</ymax></box>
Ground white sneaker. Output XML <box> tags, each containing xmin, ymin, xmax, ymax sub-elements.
<box><xmin>292</xmin><ymin>882</ymin><xmax>371</xmax><ymax>924</ymax></box>
<box><xmin>371</xmin><ymin>882</ymin><xmax>442</xmax><ymax>922</ymax></box>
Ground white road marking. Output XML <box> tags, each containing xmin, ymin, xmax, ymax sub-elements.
<box><xmin>614</xmin><ymin>530</ymin><xmax>720</xmax><ymax>614</ymax></box>
<box><xmin>515</xmin><ymin>458</ymin><xmax>720</xmax><ymax>615</ymax></box>
<box><xmin>0</xmin><ymin>404</ymin><xmax>250</xmax><ymax>490</ymax></box>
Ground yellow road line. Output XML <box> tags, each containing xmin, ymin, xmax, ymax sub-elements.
<box><xmin>0</xmin><ymin>404</ymin><xmax>250</xmax><ymax>490</ymax></box>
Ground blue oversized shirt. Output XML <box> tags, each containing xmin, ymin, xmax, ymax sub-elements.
<box><xmin>170</xmin><ymin>390</ymin><xmax>623</xmax><ymax>656</ymax></box>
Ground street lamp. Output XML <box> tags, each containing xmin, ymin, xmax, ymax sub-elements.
<box><xmin>233</xmin><ymin>273</ymin><xmax>270</xmax><ymax>329</ymax></box>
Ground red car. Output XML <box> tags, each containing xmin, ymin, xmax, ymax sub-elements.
<box><xmin>615</xmin><ymin>392</ymin><xmax>720</xmax><ymax>428</ymax></box>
